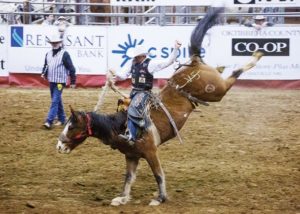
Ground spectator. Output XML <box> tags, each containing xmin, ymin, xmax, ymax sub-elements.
<box><xmin>196</xmin><ymin>15</ymin><xmax>204</xmax><ymax>22</ymax></box>
<box><xmin>42</xmin><ymin>14</ymin><xmax>54</xmax><ymax>26</ymax></box>
<box><xmin>54</xmin><ymin>16</ymin><xmax>71</xmax><ymax>40</ymax></box>
<box><xmin>15</xmin><ymin>0</ymin><xmax>36</xmax><ymax>24</ymax></box>
<box><xmin>0</xmin><ymin>15</ymin><xmax>8</xmax><ymax>24</ymax></box>
<box><xmin>42</xmin><ymin>34</ymin><xmax>76</xmax><ymax>129</ymax></box>
<box><xmin>244</xmin><ymin>15</ymin><xmax>274</xmax><ymax>30</ymax></box>
<box><xmin>15</xmin><ymin>14</ymin><xmax>22</xmax><ymax>24</ymax></box>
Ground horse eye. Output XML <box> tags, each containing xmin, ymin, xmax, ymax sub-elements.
<box><xmin>68</xmin><ymin>123</ymin><xmax>75</xmax><ymax>131</ymax></box>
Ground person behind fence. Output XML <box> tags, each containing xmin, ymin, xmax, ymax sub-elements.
<box><xmin>244</xmin><ymin>15</ymin><xmax>274</xmax><ymax>30</ymax></box>
<box><xmin>41</xmin><ymin>34</ymin><xmax>76</xmax><ymax>129</ymax></box>
<box><xmin>42</xmin><ymin>13</ymin><xmax>54</xmax><ymax>26</ymax></box>
<box><xmin>54</xmin><ymin>16</ymin><xmax>71</xmax><ymax>40</ymax></box>
<box><xmin>110</xmin><ymin>40</ymin><xmax>182</xmax><ymax>145</ymax></box>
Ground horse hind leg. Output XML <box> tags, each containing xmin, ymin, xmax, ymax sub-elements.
<box><xmin>224</xmin><ymin>51</ymin><xmax>263</xmax><ymax>91</ymax></box>
<box><xmin>111</xmin><ymin>156</ymin><xmax>139</xmax><ymax>206</ymax></box>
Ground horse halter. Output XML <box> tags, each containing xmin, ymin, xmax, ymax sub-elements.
<box><xmin>59</xmin><ymin>112</ymin><xmax>93</xmax><ymax>143</ymax></box>
<box><xmin>72</xmin><ymin>112</ymin><xmax>93</xmax><ymax>140</ymax></box>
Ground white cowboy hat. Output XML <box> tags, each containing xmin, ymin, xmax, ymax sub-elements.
<box><xmin>128</xmin><ymin>46</ymin><xmax>148</xmax><ymax>58</ymax></box>
<box><xmin>254</xmin><ymin>15</ymin><xmax>266</xmax><ymax>20</ymax></box>
<box><xmin>47</xmin><ymin>34</ymin><xmax>62</xmax><ymax>43</ymax></box>
<box><xmin>57</xmin><ymin>16</ymin><xmax>67</xmax><ymax>20</ymax></box>
<box><xmin>196</xmin><ymin>15</ymin><xmax>204</xmax><ymax>21</ymax></box>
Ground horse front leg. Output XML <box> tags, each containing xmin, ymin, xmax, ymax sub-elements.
<box><xmin>111</xmin><ymin>156</ymin><xmax>139</xmax><ymax>206</ymax></box>
<box><xmin>145</xmin><ymin>151</ymin><xmax>167</xmax><ymax>206</ymax></box>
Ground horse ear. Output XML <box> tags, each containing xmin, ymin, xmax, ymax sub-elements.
<box><xmin>69</xmin><ymin>105</ymin><xmax>76</xmax><ymax>117</ymax></box>
<box><xmin>69</xmin><ymin>105</ymin><xmax>79</xmax><ymax>121</ymax></box>
<box><xmin>69</xmin><ymin>105</ymin><xmax>75</xmax><ymax>114</ymax></box>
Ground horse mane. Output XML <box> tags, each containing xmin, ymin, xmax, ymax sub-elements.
<box><xmin>89</xmin><ymin>111</ymin><xmax>127</xmax><ymax>144</ymax></box>
<box><xmin>189</xmin><ymin>7</ymin><xmax>224</xmax><ymax>56</ymax></box>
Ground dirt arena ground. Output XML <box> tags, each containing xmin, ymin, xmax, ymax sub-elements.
<box><xmin>0</xmin><ymin>87</ymin><xmax>299</xmax><ymax>214</ymax></box>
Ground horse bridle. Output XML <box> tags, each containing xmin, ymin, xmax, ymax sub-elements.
<box><xmin>59</xmin><ymin>112</ymin><xmax>93</xmax><ymax>143</ymax></box>
<box><xmin>73</xmin><ymin>112</ymin><xmax>93</xmax><ymax>140</ymax></box>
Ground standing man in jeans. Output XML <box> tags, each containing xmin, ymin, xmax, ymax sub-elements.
<box><xmin>42</xmin><ymin>34</ymin><xmax>76</xmax><ymax>129</ymax></box>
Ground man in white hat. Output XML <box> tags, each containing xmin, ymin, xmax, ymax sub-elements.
<box><xmin>54</xmin><ymin>15</ymin><xmax>71</xmax><ymax>43</ymax></box>
<box><xmin>42</xmin><ymin>34</ymin><xmax>76</xmax><ymax>129</ymax></box>
<box><xmin>110</xmin><ymin>40</ymin><xmax>182</xmax><ymax>144</ymax></box>
<box><xmin>244</xmin><ymin>15</ymin><xmax>273</xmax><ymax>30</ymax></box>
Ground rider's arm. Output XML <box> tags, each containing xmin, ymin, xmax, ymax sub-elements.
<box><xmin>114</xmin><ymin>63</ymin><xmax>132</xmax><ymax>80</ymax></box>
<box><xmin>148</xmin><ymin>40</ymin><xmax>181</xmax><ymax>74</ymax></box>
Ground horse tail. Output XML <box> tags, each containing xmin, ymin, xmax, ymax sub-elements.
<box><xmin>189</xmin><ymin>7</ymin><xmax>224</xmax><ymax>57</ymax></box>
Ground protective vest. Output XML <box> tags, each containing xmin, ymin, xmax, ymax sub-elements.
<box><xmin>130</xmin><ymin>58</ymin><xmax>153</xmax><ymax>90</ymax></box>
<box><xmin>46</xmin><ymin>49</ymin><xmax>68</xmax><ymax>83</ymax></box>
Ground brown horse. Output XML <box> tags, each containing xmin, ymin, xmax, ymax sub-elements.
<box><xmin>56</xmin><ymin>7</ymin><xmax>262</xmax><ymax>206</ymax></box>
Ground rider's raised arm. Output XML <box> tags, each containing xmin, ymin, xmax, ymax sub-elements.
<box><xmin>148</xmin><ymin>40</ymin><xmax>181</xmax><ymax>74</ymax></box>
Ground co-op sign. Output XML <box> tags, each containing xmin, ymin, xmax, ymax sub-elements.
<box><xmin>232</xmin><ymin>38</ymin><xmax>290</xmax><ymax>56</ymax></box>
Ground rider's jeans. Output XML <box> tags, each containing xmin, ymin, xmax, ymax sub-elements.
<box><xmin>127</xmin><ymin>119</ymin><xmax>137</xmax><ymax>141</ymax></box>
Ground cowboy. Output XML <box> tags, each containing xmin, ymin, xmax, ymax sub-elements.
<box><xmin>42</xmin><ymin>34</ymin><xmax>76</xmax><ymax>129</ymax></box>
<box><xmin>111</xmin><ymin>40</ymin><xmax>182</xmax><ymax>144</ymax></box>
<box><xmin>244</xmin><ymin>15</ymin><xmax>274</xmax><ymax>30</ymax></box>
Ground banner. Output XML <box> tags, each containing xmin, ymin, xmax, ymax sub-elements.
<box><xmin>208</xmin><ymin>26</ymin><xmax>300</xmax><ymax>80</ymax></box>
<box><xmin>0</xmin><ymin>26</ymin><xmax>8</xmax><ymax>77</ymax></box>
<box><xmin>108</xmin><ymin>26</ymin><xmax>200</xmax><ymax>78</ymax></box>
<box><xmin>8</xmin><ymin>25</ymin><xmax>107</xmax><ymax>75</ymax></box>
<box><xmin>6</xmin><ymin>25</ymin><xmax>300</xmax><ymax>80</ymax></box>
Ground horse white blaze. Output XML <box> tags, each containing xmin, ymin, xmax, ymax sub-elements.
<box><xmin>56</xmin><ymin>122</ymin><xmax>71</xmax><ymax>153</ymax></box>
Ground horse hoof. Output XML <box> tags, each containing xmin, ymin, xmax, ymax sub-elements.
<box><xmin>149</xmin><ymin>199</ymin><xmax>161</xmax><ymax>206</ymax></box>
<box><xmin>111</xmin><ymin>196</ymin><xmax>129</xmax><ymax>206</ymax></box>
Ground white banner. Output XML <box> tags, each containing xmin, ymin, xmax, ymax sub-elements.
<box><xmin>8</xmin><ymin>25</ymin><xmax>107</xmax><ymax>75</ymax></box>
<box><xmin>0</xmin><ymin>26</ymin><xmax>8</xmax><ymax>77</ymax></box>
<box><xmin>108</xmin><ymin>26</ymin><xmax>211</xmax><ymax>78</ymax></box>
<box><xmin>207</xmin><ymin>26</ymin><xmax>300</xmax><ymax>80</ymax></box>
<box><xmin>110</xmin><ymin>0</ymin><xmax>300</xmax><ymax>7</ymax></box>
<box><xmin>6</xmin><ymin>25</ymin><xmax>300</xmax><ymax>80</ymax></box>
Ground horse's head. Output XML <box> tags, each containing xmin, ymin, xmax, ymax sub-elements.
<box><xmin>56</xmin><ymin>106</ymin><xmax>92</xmax><ymax>154</ymax></box>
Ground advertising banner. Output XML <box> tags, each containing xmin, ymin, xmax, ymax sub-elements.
<box><xmin>208</xmin><ymin>26</ymin><xmax>300</xmax><ymax>80</ymax></box>
<box><xmin>8</xmin><ymin>25</ymin><xmax>107</xmax><ymax>75</ymax></box>
<box><xmin>6</xmin><ymin>25</ymin><xmax>300</xmax><ymax>80</ymax></box>
<box><xmin>108</xmin><ymin>26</ymin><xmax>211</xmax><ymax>78</ymax></box>
<box><xmin>0</xmin><ymin>26</ymin><xmax>8</xmax><ymax>77</ymax></box>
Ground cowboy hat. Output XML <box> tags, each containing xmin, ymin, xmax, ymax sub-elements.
<box><xmin>254</xmin><ymin>15</ymin><xmax>266</xmax><ymax>20</ymax></box>
<box><xmin>57</xmin><ymin>16</ymin><xmax>67</xmax><ymax>20</ymax></box>
<box><xmin>127</xmin><ymin>46</ymin><xmax>148</xmax><ymax>58</ymax></box>
<box><xmin>47</xmin><ymin>34</ymin><xmax>62</xmax><ymax>43</ymax></box>
<box><xmin>196</xmin><ymin>15</ymin><xmax>204</xmax><ymax>21</ymax></box>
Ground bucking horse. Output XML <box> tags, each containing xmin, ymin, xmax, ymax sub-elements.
<box><xmin>56</xmin><ymin>7</ymin><xmax>262</xmax><ymax>206</ymax></box>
